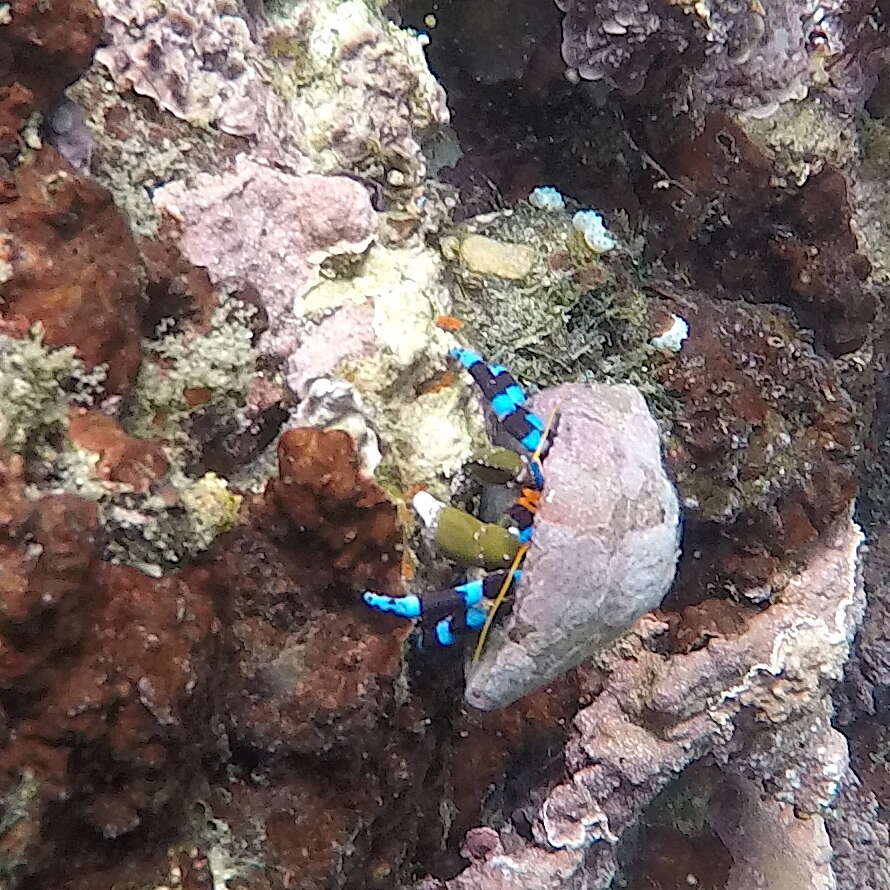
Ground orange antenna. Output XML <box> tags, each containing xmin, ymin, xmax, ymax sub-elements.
<box><xmin>472</xmin><ymin>543</ymin><xmax>528</xmax><ymax>664</ymax></box>
<box><xmin>472</xmin><ymin>401</ymin><xmax>560</xmax><ymax>664</ymax></box>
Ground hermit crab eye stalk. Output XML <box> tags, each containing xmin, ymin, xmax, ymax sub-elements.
<box><xmin>362</xmin><ymin>348</ymin><xmax>556</xmax><ymax>652</ymax></box>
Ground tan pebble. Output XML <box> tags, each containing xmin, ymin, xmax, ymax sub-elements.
<box><xmin>460</xmin><ymin>234</ymin><xmax>535</xmax><ymax>280</ymax></box>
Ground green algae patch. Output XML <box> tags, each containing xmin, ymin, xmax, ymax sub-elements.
<box><xmin>0</xmin><ymin>770</ymin><xmax>41</xmax><ymax>883</ymax></box>
<box><xmin>443</xmin><ymin>203</ymin><xmax>660</xmax><ymax>398</ymax></box>
<box><xmin>100</xmin><ymin>471</ymin><xmax>242</xmax><ymax>576</ymax></box>
<box><xmin>0</xmin><ymin>327</ymin><xmax>105</xmax><ymax>453</ymax></box>
<box><xmin>125</xmin><ymin>298</ymin><xmax>258</xmax><ymax>458</ymax></box>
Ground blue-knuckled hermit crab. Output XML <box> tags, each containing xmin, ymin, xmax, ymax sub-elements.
<box><xmin>362</xmin><ymin>348</ymin><xmax>556</xmax><ymax>656</ymax></box>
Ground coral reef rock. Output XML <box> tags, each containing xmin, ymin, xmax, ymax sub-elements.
<box><xmin>653</xmin><ymin>290</ymin><xmax>860</xmax><ymax>604</ymax></box>
<box><xmin>641</xmin><ymin>116</ymin><xmax>875</xmax><ymax>358</ymax></box>
<box><xmin>2</xmin><ymin>0</ymin><xmax>887</xmax><ymax>883</ymax></box>
<box><xmin>440</xmin><ymin>513</ymin><xmax>862</xmax><ymax>888</ymax></box>
<box><xmin>153</xmin><ymin>154</ymin><xmax>377</xmax><ymax>351</ymax></box>
<box><xmin>271</xmin><ymin>427</ymin><xmax>403</xmax><ymax>591</ymax></box>
<box><xmin>0</xmin><ymin>147</ymin><xmax>145</xmax><ymax>393</ymax></box>
<box><xmin>465</xmin><ymin>382</ymin><xmax>681</xmax><ymax>711</ymax></box>
<box><xmin>217</xmin><ymin>426</ymin><xmax>406</xmax><ymax>755</ymax></box>
<box><xmin>709</xmin><ymin>772</ymin><xmax>837</xmax><ymax>890</ymax></box>
<box><xmin>93</xmin><ymin>0</ymin><xmax>447</xmax><ymax>176</ymax></box>
<box><xmin>0</xmin><ymin>451</ymin><xmax>217</xmax><ymax>884</ymax></box>
<box><xmin>0</xmin><ymin>0</ymin><xmax>101</xmax><ymax>155</ymax></box>
<box><xmin>557</xmin><ymin>0</ymin><xmax>818</xmax><ymax>112</ymax></box>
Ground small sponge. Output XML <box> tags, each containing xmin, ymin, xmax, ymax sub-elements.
<box><xmin>572</xmin><ymin>209</ymin><xmax>617</xmax><ymax>253</ymax></box>
<box><xmin>528</xmin><ymin>186</ymin><xmax>566</xmax><ymax>212</ymax></box>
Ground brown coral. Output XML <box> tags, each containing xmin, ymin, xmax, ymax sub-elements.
<box><xmin>215</xmin><ymin>427</ymin><xmax>406</xmax><ymax>755</ymax></box>
<box><xmin>200</xmin><ymin>425</ymin><xmax>580</xmax><ymax>888</ymax></box>
<box><xmin>138</xmin><ymin>236</ymin><xmax>222</xmax><ymax>336</ymax></box>
<box><xmin>653</xmin><ymin>292</ymin><xmax>859</xmax><ymax>604</ymax></box>
<box><xmin>68</xmin><ymin>408</ymin><xmax>169</xmax><ymax>492</ymax></box>
<box><xmin>0</xmin><ymin>0</ymin><xmax>102</xmax><ymax>107</ymax></box>
<box><xmin>272</xmin><ymin>427</ymin><xmax>402</xmax><ymax>592</ymax></box>
<box><xmin>0</xmin><ymin>0</ymin><xmax>101</xmax><ymax>156</ymax></box>
<box><xmin>0</xmin><ymin>148</ymin><xmax>145</xmax><ymax>392</ymax></box>
<box><xmin>0</xmin><ymin>451</ymin><xmax>217</xmax><ymax>884</ymax></box>
<box><xmin>216</xmin><ymin>511</ymin><xmax>409</xmax><ymax>756</ymax></box>
<box><xmin>206</xmin><ymin>428</ymin><xmax>444</xmax><ymax>888</ymax></box>
<box><xmin>641</xmin><ymin>114</ymin><xmax>875</xmax><ymax>357</ymax></box>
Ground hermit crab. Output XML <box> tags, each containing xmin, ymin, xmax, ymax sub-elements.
<box><xmin>363</xmin><ymin>348</ymin><xmax>681</xmax><ymax>709</ymax></box>
<box><xmin>362</xmin><ymin>347</ymin><xmax>554</xmax><ymax>655</ymax></box>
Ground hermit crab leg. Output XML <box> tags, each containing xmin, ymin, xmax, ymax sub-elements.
<box><xmin>411</xmin><ymin>489</ymin><xmax>523</xmax><ymax>569</ymax></box>
<box><xmin>361</xmin><ymin>349</ymin><xmax>556</xmax><ymax>651</ymax></box>
<box><xmin>448</xmin><ymin>347</ymin><xmax>551</xmax><ymax>456</ymax></box>
<box><xmin>425</xmin><ymin>604</ymin><xmax>489</xmax><ymax>648</ymax></box>
<box><xmin>420</xmin><ymin>571</ymin><xmax>522</xmax><ymax>647</ymax></box>
<box><xmin>449</xmin><ymin>346</ymin><xmax>527</xmax><ymax>412</ymax></box>
<box><xmin>504</xmin><ymin>486</ymin><xmax>541</xmax><ymax>544</ymax></box>
<box><xmin>364</xmin><ymin>571</ymin><xmax>522</xmax><ymax>646</ymax></box>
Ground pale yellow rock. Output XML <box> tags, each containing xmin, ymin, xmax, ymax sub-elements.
<box><xmin>459</xmin><ymin>234</ymin><xmax>535</xmax><ymax>280</ymax></box>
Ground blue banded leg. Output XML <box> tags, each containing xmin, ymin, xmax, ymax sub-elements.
<box><xmin>431</xmin><ymin>603</ymin><xmax>487</xmax><ymax>647</ymax></box>
<box><xmin>448</xmin><ymin>348</ymin><xmax>527</xmax><ymax>417</ymax></box>
<box><xmin>364</xmin><ymin>571</ymin><xmax>523</xmax><ymax>648</ymax></box>
<box><xmin>363</xmin><ymin>571</ymin><xmax>522</xmax><ymax>622</ymax></box>
<box><xmin>363</xmin><ymin>591</ymin><xmax>423</xmax><ymax>619</ymax></box>
<box><xmin>501</xmin><ymin>407</ymin><xmax>546</xmax><ymax>454</ymax></box>
<box><xmin>425</xmin><ymin>571</ymin><xmax>522</xmax><ymax>647</ymax></box>
<box><xmin>528</xmin><ymin>455</ymin><xmax>545</xmax><ymax>490</ymax></box>
<box><xmin>363</xmin><ymin>576</ymin><xmax>487</xmax><ymax>621</ymax></box>
<box><xmin>448</xmin><ymin>347</ymin><xmax>552</xmax><ymax>458</ymax></box>
<box><xmin>505</xmin><ymin>499</ymin><xmax>535</xmax><ymax>544</ymax></box>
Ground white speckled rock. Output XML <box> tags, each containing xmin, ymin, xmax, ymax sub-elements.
<box><xmin>464</xmin><ymin>383</ymin><xmax>680</xmax><ymax>710</ymax></box>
